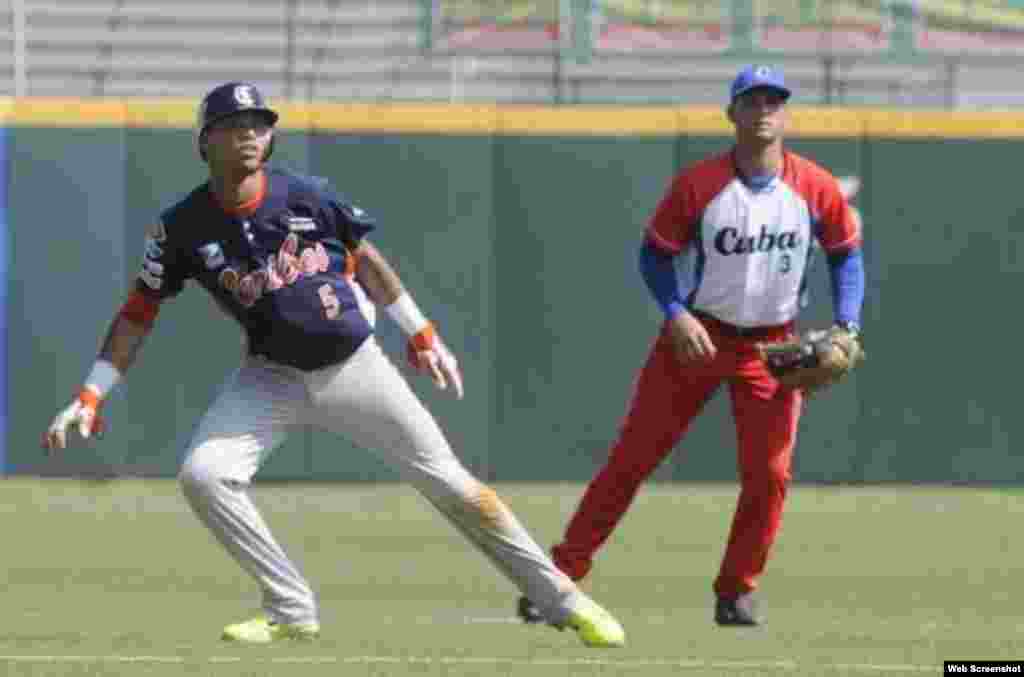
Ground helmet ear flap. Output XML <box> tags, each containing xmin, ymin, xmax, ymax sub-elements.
<box><xmin>264</xmin><ymin>133</ymin><xmax>274</xmax><ymax>161</ymax></box>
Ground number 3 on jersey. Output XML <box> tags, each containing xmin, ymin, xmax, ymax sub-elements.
<box><xmin>318</xmin><ymin>284</ymin><xmax>340</xmax><ymax>319</ymax></box>
<box><xmin>779</xmin><ymin>253</ymin><xmax>791</xmax><ymax>274</ymax></box>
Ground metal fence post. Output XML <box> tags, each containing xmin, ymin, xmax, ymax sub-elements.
<box><xmin>420</xmin><ymin>0</ymin><xmax>435</xmax><ymax>50</ymax></box>
<box><xmin>285</xmin><ymin>0</ymin><xmax>297</xmax><ymax>100</ymax></box>
<box><xmin>730</xmin><ymin>0</ymin><xmax>755</xmax><ymax>52</ymax></box>
<box><xmin>12</xmin><ymin>0</ymin><xmax>25</xmax><ymax>98</ymax></box>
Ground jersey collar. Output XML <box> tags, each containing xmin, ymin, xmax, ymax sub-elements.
<box><xmin>210</xmin><ymin>170</ymin><xmax>268</xmax><ymax>218</ymax></box>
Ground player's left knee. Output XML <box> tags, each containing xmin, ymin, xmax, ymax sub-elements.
<box><xmin>179</xmin><ymin>455</ymin><xmax>226</xmax><ymax>497</ymax></box>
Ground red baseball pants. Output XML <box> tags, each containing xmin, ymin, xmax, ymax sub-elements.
<box><xmin>552</xmin><ymin>317</ymin><xmax>802</xmax><ymax>598</ymax></box>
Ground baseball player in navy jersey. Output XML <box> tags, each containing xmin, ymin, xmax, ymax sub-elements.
<box><xmin>518</xmin><ymin>65</ymin><xmax>866</xmax><ymax>627</ymax></box>
<box><xmin>42</xmin><ymin>81</ymin><xmax>625</xmax><ymax>647</ymax></box>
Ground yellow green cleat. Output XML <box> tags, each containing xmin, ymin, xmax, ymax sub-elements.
<box><xmin>565</xmin><ymin>596</ymin><xmax>626</xmax><ymax>648</ymax></box>
<box><xmin>221</xmin><ymin>616</ymin><xmax>320</xmax><ymax>643</ymax></box>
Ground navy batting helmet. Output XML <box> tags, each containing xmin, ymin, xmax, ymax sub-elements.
<box><xmin>196</xmin><ymin>82</ymin><xmax>279</xmax><ymax>161</ymax></box>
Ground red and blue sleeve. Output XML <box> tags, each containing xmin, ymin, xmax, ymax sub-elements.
<box><xmin>639</xmin><ymin>172</ymin><xmax>701</xmax><ymax>318</ymax></box>
<box><xmin>814</xmin><ymin>175</ymin><xmax>861</xmax><ymax>255</ymax></box>
<box><xmin>638</xmin><ymin>238</ymin><xmax>693</xmax><ymax>319</ymax></box>
<box><xmin>646</xmin><ymin>173</ymin><xmax>700</xmax><ymax>255</ymax></box>
<box><xmin>813</xmin><ymin>172</ymin><xmax>864</xmax><ymax>325</ymax></box>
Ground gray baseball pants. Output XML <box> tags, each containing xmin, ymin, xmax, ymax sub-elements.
<box><xmin>178</xmin><ymin>336</ymin><xmax>579</xmax><ymax>625</ymax></box>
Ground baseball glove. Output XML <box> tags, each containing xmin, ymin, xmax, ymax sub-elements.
<box><xmin>758</xmin><ymin>326</ymin><xmax>865</xmax><ymax>394</ymax></box>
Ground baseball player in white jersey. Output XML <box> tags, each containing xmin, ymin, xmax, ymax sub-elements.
<box><xmin>518</xmin><ymin>65</ymin><xmax>865</xmax><ymax>628</ymax></box>
<box><xmin>42</xmin><ymin>82</ymin><xmax>625</xmax><ymax>647</ymax></box>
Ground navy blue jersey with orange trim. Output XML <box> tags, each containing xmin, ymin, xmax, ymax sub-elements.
<box><xmin>136</xmin><ymin>167</ymin><xmax>375</xmax><ymax>370</ymax></box>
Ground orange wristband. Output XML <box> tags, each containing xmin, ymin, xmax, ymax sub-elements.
<box><xmin>78</xmin><ymin>387</ymin><xmax>102</xmax><ymax>410</ymax></box>
<box><xmin>410</xmin><ymin>324</ymin><xmax>436</xmax><ymax>351</ymax></box>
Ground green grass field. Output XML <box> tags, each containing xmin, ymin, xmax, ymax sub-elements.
<box><xmin>1</xmin><ymin>480</ymin><xmax>1021</xmax><ymax>676</ymax></box>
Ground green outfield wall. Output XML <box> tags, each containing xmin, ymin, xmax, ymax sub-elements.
<box><xmin>8</xmin><ymin>100</ymin><xmax>1023</xmax><ymax>483</ymax></box>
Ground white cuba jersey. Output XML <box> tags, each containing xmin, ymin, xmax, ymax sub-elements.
<box><xmin>646</xmin><ymin>149</ymin><xmax>861</xmax><ymax>328</ymax></box>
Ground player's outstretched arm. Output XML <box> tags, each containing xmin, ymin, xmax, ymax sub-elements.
<box><xmin>353</xmin><ymin>240</ymin><xmax>464</xmax><ymax>399</ymax></box>
<box><xmin>43</xmin><ymin>296</ymin><xmax>157</xmax><ymax>452</ymax></box>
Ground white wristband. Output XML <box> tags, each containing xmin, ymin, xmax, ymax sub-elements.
<box><xmin>385</xmin><ymin>293</ymin><xmax>430</xmax><ymax>336</ymax></box>
<box><xmin>84</xmin><ymin>359</ymin><xmax>122</xmax><ymax>399</ymax></box>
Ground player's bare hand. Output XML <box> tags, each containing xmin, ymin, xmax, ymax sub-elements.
<box><xmin>668</xmin><ymin>311</ymin><xmax>717</xmax><ymax>365</ymax></box>
<box><xmin>42</xmin><ymin>389</ymin><xmax>105</xmax><ymax>452</ymax></box>
<box><xmin>407</xmin><ymin>327</ymin><xmax>464</xmax><ymax>400</ymax></box>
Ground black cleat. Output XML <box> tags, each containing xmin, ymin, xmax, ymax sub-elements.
<box><xmin>714</xmin><ymin>594</ymin><xmax>762</xmax><ymax>626</ymax></box>
<box><xmin>516</xmin><ymin>596</ymin><xmax>546</xmax><ymax>624</ymax></box>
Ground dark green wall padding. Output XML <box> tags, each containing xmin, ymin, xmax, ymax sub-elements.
<box><xmin>11</xmin><ymin>128</ymin><xmax>1023</xmax><ymax>484</ymax></box>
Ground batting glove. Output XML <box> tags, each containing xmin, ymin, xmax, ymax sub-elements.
<box><xmin>407</xmin><ymin>324</ymin><xmax>464</xmax><ymax>400</ymax></box>
<box><xmin>43</xmin><ymin>387</ymin><xmax>106</xmax><ymax>451</ymax></box>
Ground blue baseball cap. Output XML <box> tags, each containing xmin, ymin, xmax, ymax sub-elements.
<box><xmin>730</xmin><ymin>65</ymin><xmax>792</xmax><ymax>102</ymax></box>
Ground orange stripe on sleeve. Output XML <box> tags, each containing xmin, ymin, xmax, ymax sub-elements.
<box><xmin>343</xmin><ymin>252</ymin><xmax>356</xmax><ymax>278</ymax></box>
<box><xmin>120</xmin><ymin>290</ymin><xmax>161</xmax><ymax>329</ymax></box>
